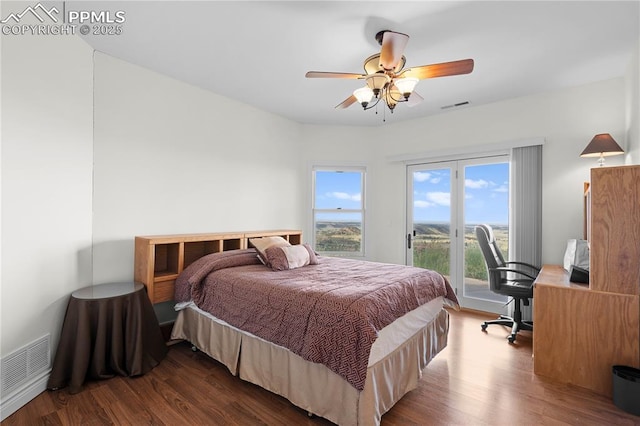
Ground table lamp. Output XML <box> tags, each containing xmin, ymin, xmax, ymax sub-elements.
<box><xmin>580</xmin><ymin>133</ymin><xmax>624</xmax><ymax>167</ymax></box>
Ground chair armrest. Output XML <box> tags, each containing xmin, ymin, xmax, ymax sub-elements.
<box><xmin>503</xmin><ymin>261</ymin><xmax>541</xmax><ymax>273</ymax></box>
<box><xmin>491</xmin><ymin>266</ymin><xmax>538</xmax><ymax>281</ymax></box>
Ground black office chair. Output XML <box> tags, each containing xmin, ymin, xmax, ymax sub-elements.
<box><xmin>475</xmin><ymin>224</ymin><xmax>540</xmax><ymax>343</ymax></box>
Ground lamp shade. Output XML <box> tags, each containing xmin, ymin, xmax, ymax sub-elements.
<box><xmin>394</xmin><ymin>77</ymin><xmax>419</xmax><ymax>96</ymax></box>
<box><xmin>580</xmin><ymin>133</ymin><xmax>624</xmax><ymax>158</ymax></box>
<box><xmin>353</xmin><ymin>87</ymin><xmax>374</xmax><ymax>106</ymax></box>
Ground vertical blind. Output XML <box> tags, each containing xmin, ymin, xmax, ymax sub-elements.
<box><xmin>509</xmin><ymin>144</ymin><xmax>543</xmax><ymax>321</ymax></box>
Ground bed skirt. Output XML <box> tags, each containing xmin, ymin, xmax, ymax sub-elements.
<box><xmin>171</xmin><ymin>306</ymin><xmax>449</xmax><ymax>426</ymax></box>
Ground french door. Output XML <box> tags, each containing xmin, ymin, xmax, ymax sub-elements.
<box><xmin>406</xmin><ymin>156</ymin><xmax>510</xmax><ymax>313</ymax></box>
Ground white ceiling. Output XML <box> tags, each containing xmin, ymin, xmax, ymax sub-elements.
<box><xmin>76</xmin><ymin>1</ymin><xmax>640</xmax><ymax>127</ymax></box>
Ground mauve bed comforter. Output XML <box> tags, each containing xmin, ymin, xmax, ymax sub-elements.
<box><xmin>174</xmin><ymin>248</ymin><xmax>458</xmax><ymax>390</ymax></box>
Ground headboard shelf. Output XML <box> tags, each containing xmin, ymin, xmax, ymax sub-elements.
<box><xmin>135</xmin><ymin>230</ymin><xmax>303</xmax><ymax>303</ymax></box>
<box><xmin>155</xmin><ymin>271</ymin><xmax>179</xmax><ymax>281</ymax></box>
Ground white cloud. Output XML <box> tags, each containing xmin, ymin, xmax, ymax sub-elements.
<box><xmin>414</xmin><ymin>200</ymin><xmax>433</xmax><ymax>208</ymax></box>
<box><xmin>414</xmin><ymin>171</ymin><xmax>445</xmax><ymax>185</ymax></box>
<box><xmin>465</xmin><ymin>178</ymin><xmax>489</xmax><ymax>189</ymax></box>
<box><xmin>426</xmin><ymin>191</ymin><xmax>450</xmax><ymax>206</ymax></box>
<box><xmin>327</xmin><ymin>191</ymin><xmax>361</xmax><ymax>202</ymax></box>
<box><xmin>493</xmin><ymin>185</ymin><xmax>508</xmax><ymax>193</ymax></box>
<box><xmin>413</xmin><ymin>172</ymin><xmax>431</xmax><ymax>182</ymax></box>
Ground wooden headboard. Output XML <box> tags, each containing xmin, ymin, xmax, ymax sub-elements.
<box><xmin>134</xmin><ymin>230</ymin><xmax>302</xmax><ymax>304</ymax></box>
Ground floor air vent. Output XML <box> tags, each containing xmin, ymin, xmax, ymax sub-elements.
<box><xmin>1</xmin><ymin>335</ymin><xmax>50</xmax><ymax>396</ymax></box>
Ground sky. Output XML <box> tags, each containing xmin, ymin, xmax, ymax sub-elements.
<box><xmin>313</xmin><ymin>163</ymin><xmax>509</xmax><ymax>225</ymax></box>
<box><xmin>413</xmin><ymin>162</ymin><xmax>509</xmax><ymax>225</ymax></box>
<box><xmin>314</xmin><ymin>170</ymin><xmax>363</xmax><ymax>210</ymax></box>
<box><xmin>314</xmin><ymin>170</ymin><xmax>363</xmax><ymax>222</ymax></box>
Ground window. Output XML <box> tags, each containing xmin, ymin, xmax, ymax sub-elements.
<box><xmin>312</xmin><ymin>167</ymin><xmax>365</xmax><ymax>256</ymax></box>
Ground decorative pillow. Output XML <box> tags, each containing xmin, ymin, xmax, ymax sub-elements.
<box><xmin>302</xmin><ymin>243</ymin><xmax>319</xmax><ymax>265</ymax></box>
<box><xmin>265</xmin><ymin>243</ymin><xmax>318</xmax><ymax>271</ymax></box>
<box><xmin>249</xmin><ymin>236</ymin><xmax>291</xmax><ymax>265</ymax></box>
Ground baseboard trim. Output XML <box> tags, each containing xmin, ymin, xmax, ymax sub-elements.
<box><xmin>457</xmin><ymin>307</ymin><xmax>495</xmax><ymax>318</ymax></box>
<box><xmin>0</xmin><ymin>369</ymin><xmax>50</xmax><ymax>421</ymax></box>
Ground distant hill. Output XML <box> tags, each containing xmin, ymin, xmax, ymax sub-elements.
<box><xmin>315</xmin><ymin>221</ymin><xmax>507</xmax><ymax>257</ymax></box>
<box><xmin>414</xmin><ymin>222</ymin><xmax>449</xmax><ymax>236</ymax></box>
<box><xmin>315</xmin><ymin>222</ymin><xmax>361</xmax><ymax>252</ymax></box>
<box><xmin>413</xmin><ymin>222</ymin><xmax>507</xmax><ymax>236</ymax></box>
<box><xmin>316</xmin><ymin>222</ymin><xmax>360</xmax><ymax>236</ymax></box>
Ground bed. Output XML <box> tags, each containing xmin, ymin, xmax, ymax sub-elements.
<box><xmin>136</xmin><ymin>231</ymin><xmax>458</xmax><ymax>425</ymax></box>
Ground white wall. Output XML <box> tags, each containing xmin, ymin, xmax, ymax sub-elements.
<box><xmin>1</xmin><ymin>33</ymin><xmax>93</xmax><ymax>359</ymax></box>
<box><xmin>92</xmin><ymin>53</ymin><xmax>305</xmax><ymax>285</ymax></box>
<box><xmin>301</xmin><ymin>78</ymin><xmax>626</xmax><ymax>266</ymax></box>
<box><xmin>1</xmin><ymin>37</ymin><xmax>305</xmax><ymax>416</ymax></box>
<box><xmin>298</xmin><ymin>125</ymin><xmax>379</xmax><ymax>259</ymax></box>
<box><xmin>625</xmin><ymin>38</ymin><xmax>640</xmax><ymax>164</ymax></box>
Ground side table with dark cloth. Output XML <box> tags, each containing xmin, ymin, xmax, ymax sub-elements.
<box><xmin>47</xmin><ymin>282</ymin><xmax>168</xmax><ymax>394</ymax></box>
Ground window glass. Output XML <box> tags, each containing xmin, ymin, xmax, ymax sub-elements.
<box><xmin>313</xmin><ymin>168</ymin><xmax>365</xmax><ymax>255</ymax></box>
<box><xmin>314</xmin><ymin>171</ymin><xmax>363</xmax><ymax>209</ymax></box>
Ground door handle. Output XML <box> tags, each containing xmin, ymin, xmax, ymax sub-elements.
<box><xmin>407</xmin><ymin>233</ymin><xmax>412</xmax><ymax>249</ymax></box>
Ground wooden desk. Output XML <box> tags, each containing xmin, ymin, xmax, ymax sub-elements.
<box><xmin>533</xmin><ymin>265</ymin><xmax>639</xmax><ymax>397</ymax></box>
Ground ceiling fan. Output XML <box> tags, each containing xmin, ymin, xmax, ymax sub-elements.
<box><xmin>305</xmin><ymin>30</ymin><xmax>474</xmax><ymax>115</ymax></box>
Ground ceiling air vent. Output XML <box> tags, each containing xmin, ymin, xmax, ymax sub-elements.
<box><xmin>441</xmin><ymin>101</ymin><xmax>470</xmax><ymax>110</ymax></box>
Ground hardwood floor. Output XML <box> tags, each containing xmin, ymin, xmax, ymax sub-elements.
<box><xmin>3</xmin><ymin>309</ymin><xmax>639</xmax><ymax>425</ymax></box>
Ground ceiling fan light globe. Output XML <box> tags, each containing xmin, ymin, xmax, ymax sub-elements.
<box><xmin>394</xmin><ymin>77</ymin><xmax>419</xmax><ymax>98</ymax></box>
<box><xmin>353</xmin><ymin>87</ymin><xmax>374</xmax><ymax>105</ymax></box>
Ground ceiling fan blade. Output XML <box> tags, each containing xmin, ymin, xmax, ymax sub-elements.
<box><xmin>305</xmin><ymin>71</ymin><xmax>364</xmax><ymax>79</ymax></box>
<box><xmin>407</xmin><ymin>91</ymin><xmax>424</xmax><ymax>108</ymax></box>
<box><xmin>403</xmin><ymin>59</ymin><xmax>474</xmax><ymax>80</ymax></box>
<box><xmin>379</xmin><ymin>31</ymin><xmax>409</xmax><ymax>71</ymax></box>
<box><xmin>335</xmin><ymin>95</ymin><xmax>357</xmax><ymax>109</ymax></box>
